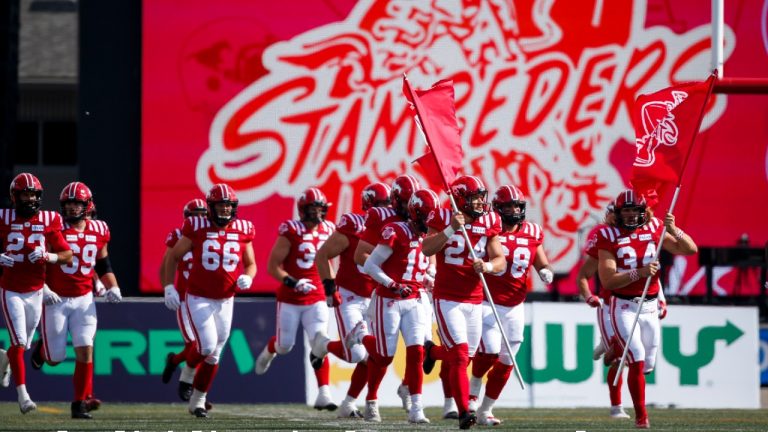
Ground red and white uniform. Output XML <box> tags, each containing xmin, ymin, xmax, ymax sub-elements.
<box><xmin>274</xmin><ymin>219</ymin><xmax>335</xmax><ymax>352</ymax></box>
<box><xmin>333</xmin><ymin>212</ymin><xmax>374</xmax><ymax>362</ymax></box>
<box><xmin>166</xmin><ymin>227</ymin><xmax>195</xmax><ymax>344</ymax></box>
<box><xmin>370</xmin><ymin>222</ymin><xmax>429</xmax><ymax>356</ymax></box>
<box><xmin>0</xmin><ymin>209</ymin><xmax>69</xmax><ymax>348</ymax></box>
<box><xmin>360</xmin><ymin>207</ymin><xmax>399</xmax><ymax>247</ymax></box>
<box><xmin>427</xmin><ymin>208</ymin><xmax>501</xmax><ymax>355</ymax></box>
<box><xmin>182</xmin><ymin>216</ymin><xmax>254</xmax><ymax>363</ymax></box>
<box><xmin>596</xmin><ymin>218</ymin><xmax>663</xmax><ymax>370</ymax></box>
<box><xmin>479</xmin><ymin>222</ymin><xmax>543</xmax><ymax>364</ymax></box>
<box><xmin>41</xmin><ymin>220</ymin><xmax>110</xmax><ymax>361</ymax></box>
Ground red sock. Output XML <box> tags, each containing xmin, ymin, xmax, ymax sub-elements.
<box><xmin>405</xmin><ymin>345</ymin><xmax>424</xmax><ymax>395</ymax></box>
<box><xmin>431</xmin><ymin>344</ymin><xmax>447</xmax><ymax>361</ymax></box>
<box><xmin>472</xmin><ymin>352</ymin><xmax>498</xmax><ymax>379</ymax></box>
<box><xmin>8</xmin><ymin>346</ymin><xmax>25</xmax><ymax>386</ymax></box>
<box><xmin>627</xmin><ymin>361</ymin><xmax>647</xmax><ymax>419</ymax></box>
<box><xmin>607</xmin><ymin>364</ymin><xmax>623</xmax><ymax>406</ymax></box>
<box><xmin>186</xmin><ymin>349</ymin><xmax>205</xmax><ymax>368</ymax></box>
<box><xmin>365</xmin><ymin>357</ymin><xmax>390</xmax><ymax>400</ymax></box>
<box><xmin>484</xmin><ymin>362</ymin><xmax>513</xmax><ymax>400</ymax></box>
<box><xmin>347</xmin><ymin>361</ymin><xmax>367</xmax><ymax>399</ymax></box>
<box><xmin>315</xmin><ymin>356</ymin><xmax>330</xmax><ymax>386</ymax></box>
<box><xmin>439</xmin><ymin>362</ymin><xmax>452</xmax><ymax>397</ymax></box>
<box><xmin>84</xmin><ymin>361</ymin><xmax>94</xmax><ymax>396</ymax></box>
<box><xmin>327</xmin><ymin>340</ymin><xmax>346</xmax><ymax>360</ymax></box>
<box><xmin>267</xmin><ymin>335</ymin><xmax>277</xmax><ymax>354</ymax></box>
<box><xmin>172</xmin><ymin>342</ymin><xmax>194</xmax><ymax>366</ymax></box>
<box><xmin>193</xmin><ymin>362</ymin><xmax>219</xmax><ymax>393</ymax></box>
<box><xmin>448</xmin><ymin>344</ymin><xmax>470</xmax><ymax>413</ymax></box>
<box><xmin>73</xmin><ymin>361</ymin><xmax>92</xmax><ymax>401</ymax></box>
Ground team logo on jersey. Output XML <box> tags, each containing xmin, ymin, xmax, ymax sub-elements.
<box><xmin>24</xmin><ymin>222</ymin><xmax>30</xmax><ymax>227</ymax></box>
<box><xmin>85</xmin><ymin>235</ymin><xmax>97</xmax><ymax>242</ymax></box>
<box><xmin>78</xmin><ymin>233</ymin><xmax>84</xmax><ymax>239</ymax></box>
<box><xmin>409</xmin><ymin>241</ymin><xmax>420</xmax><ymax>247</ymax></box>
<box><xmin>219</xmin><ymin>231</ymin><xmax>226</xmax><ymax>236</ymax></box>
<box><xmin>639</xmin><ymin>233</ymin><xmax>652</xmax><ymax>241</ymax></box>
<box><xmin>617</xmin><ymin>237</ymin><xmax>630</xmax><ymax>245</ymax></box>
<box><xmin>227</xmin><ymin>233</ymin><xmax>239</xmax><ymax>240</ymax></box>
<box><xmin>381</xmin><ymin>226</ymin><xmax>395</xmax><ymax>240</ymax></box>
<box><xmin>31</xmin><ymin>225</ymin><xmax>44</xmax><ymax>232</ymax></box>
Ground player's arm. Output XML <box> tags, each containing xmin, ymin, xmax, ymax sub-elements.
<box><xmin>95</xmin><ymin>244</ymin><xmax>118</xmax><ymax>288</ymax></box>
<box><xmin>473</xmin><ymin>234</ymin><xmax>506</xmax><ymax>274</ymax></box>
<box><xmin>316</xmin><ymin>231</ymin><xmax>348</xmax><ymax>280</ymax></box>
<box><xmin>353</xmin><ymin>239</ymin><xmax>374</xmax><ymax>266</ymax></box>
<box><xmin>661</xmin><ymin>213</ymin><xmax>697</xmax><ymax>255</ymax></box>
<box><xmin>159</xmin><ymin>246</ymin><xmax>172</xmax><ymax>285</ymax></box>
<box><xmin>267</xmin><ymin>235</ymin><xmax>292</xmax><ymax>282</ymax></box>
<box><xmin>577</xmin><ymin>256</ymin><xmax>602</xmax><ymax>307</ymax></box>
<box><xmin>161</xmin><ymin>236</ymin><xmax>193</xmax><ymax>287</ymax></box>
<box><xmin>46</xmin><ymin>231</ymin><xmax>73</xmax><ymax>265</ymax></box>
<box><xmin>532</xmin><ymin>244</ymin><xmax>554</xmax><ymax>284</ymax></box>
<box><xmin>422</xmin><ymin>211</ymin><xmax>464</xmax><ymax>256</ymax></box>
<box><xmin>241</xmin><ymin>242</ymin><xmax>257</xmax><ymax>278</ymax></box>
<box><xmin>597</xmin><ymin>249</ymin><xmax>658</xmax><ymax>290</ymax></box>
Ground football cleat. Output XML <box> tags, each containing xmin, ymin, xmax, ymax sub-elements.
<box><xmin>396</xmin><ymin>383</ymin><xmax>412</xmax><ymax>411</ymax></box>
<box><xmin>408</xmin><ymin>405</ymin><xmax>430</xmax><ymax>424</ymax></box>
<box><xmin>459</xmin><ymin>410</ymin><xmax>477</xmax><ymax>429</ymax></box>
<box><xmin>337</xmin><ymin>400</ymin><xmax>363</xmax><ymax>419</ymax></box>
<box><xmin>190</xmin><ymin>407</ymin><xmax>208</xmax><ymax>418</ymax></box>
<box><xmin>477</xmin><ymin>410</ymin><xmax>501</xmax><ymax>426</ymax></box>
<box><xmin>254</xmin><ymin>346</ymin><xmax>276</xmax><ymax>375</ymax></box>
<box><xmin>19</xmin><ymin>398</ymin><xmax>37</xmax><ymax>414</ymax></box>
<box><xmin>309</xmin><ymin>353</ymin><xmax>323</xmax><ymax>370</ymax></box>
<box><xmin>468</xmin><ymin>396</ymin><xmax>479</xmax><ymax>413</ymax></box>
<box><xmin>444</xmin><ymin>398</ymin><xmax>459</xmax><ymax>419</ymax></box>
<box><xmin>178</xmin><ymin>381</ymin><xmax>193</xmax><ymax>401</ymax></box>
<box><xmin>162</xmin><ymin>352</ymin><xmax>178</xmax><ymax>384</ymax></box>
<box><xmin>0</xmin><ymin>349</ymin><xmax>10</xmax><ymax>387</ymax></box>
<box><xmin>635</xmin><ymin>416</ymin><xmax>650</xmax><ymax>429</ymax></box>
<box><xmin>344</xmin><ymin>321</ymin><xmax>367</xmax><ymax>350</ymax></box>
<box><xmin>313</xmin><ymin>388</ymin><xmax>338</xmax><ymax>411</ymax></box>
<box><xmin>610</xmin><ymin>406</ymin><xmax>630</xmax><ymax>419</ymax></box>
<box><xmin>30</xmin><ymin>340</ymin><xmax>45</xmax><ymax>370</ymax></box>
<box><xmin>364</xmin><ymin>400</ymin><xmax>381</xmax><ymax>422</ymax></box>
<box><xmin>83</xmin><ymin>395</ymin><xmax>101</xmax><ymax>412</ymax></box>
<box><xmin>71</xmin><ymin>401</ymin><xmax>93</xmax><ymax>419</ymax></box>
<box><xmin>422</xmin><ymin>340</ymin><xmax>436</xmax><ymax>374</ymax></box>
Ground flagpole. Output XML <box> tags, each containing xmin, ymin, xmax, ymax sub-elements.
<box><xmin>613</xmin><ymin>72</ymin><xmax>717</xmax><ymax>385</ymax></box>
<box><xmin>404</xmin><ymin>74</ymin><xmax>526</xmax><ymax>391</ymax></box>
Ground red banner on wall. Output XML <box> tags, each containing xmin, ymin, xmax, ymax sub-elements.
<box><xmin>142</xmin><ymin>0</ymin><xmax>768</xmax><ymax>295</ymax></box>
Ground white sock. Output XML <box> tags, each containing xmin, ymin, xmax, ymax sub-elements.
<box><xmin>479</xmin><ymin>396</ymin><xmax>496</xmax><ymax>414</ymax></box>
<box><xmin>343</xmin><ymin>395</ymin><xmax>356</xmax><ymax>405</ymax></box>
<box><xmin>469</xmin><ymin>376</ymin><xmax>483</xmax><ymax>399</ymax></box>
<box><xmin>179</xmin><ymin>365</ymin><xmax>196</xmax><ymax>384</ymax></box>
<box><xmin>444</xmin><ymin>397</ymin><xmax>456</xmax><ymax>411</ymax></box>
<box><xmin>318</xmin><ymin>385</ymin><xmax>330</xmax><ymax>397</ymax></box>
<box><xmin>16</xmin><ymin>384</ymin><xmax>29</xmax><ymax>402</ymax></box>
<box><xmin>189</xmin><ymin>389</ymin><xmax>206</xmax><ymax>409</ymax></box>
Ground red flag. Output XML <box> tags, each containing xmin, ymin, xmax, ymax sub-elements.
<box><xmin>404</xmin><ymin>78</ymin><xmax>464</xmax><ymax>191</ymax></box>
<box><xmin>630</xmin><ymin>75</ymin><xmax>716</xmax><ymax>206</ymax></box>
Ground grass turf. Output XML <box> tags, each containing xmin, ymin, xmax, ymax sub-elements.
<box><xmin>0</xmin><ymin>403</ymin><xmax>766</xmax><ymax>431</ymax></box>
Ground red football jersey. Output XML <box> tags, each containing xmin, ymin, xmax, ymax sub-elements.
<box><xmin>583</xmin><ymin>224</ymin><xmax>612</xmax><ymax>301</ymax></box>
<box><xmin>165</xmin><ymin>227</ymin><xmax>194</xmax><ymax>297</ymax></box>
<box><xmin>334</xmin><ymin>213</ymin><xmax>375</xmax><ymax>298</ymax></box>
<box><xmin>487</xmin><ymin>221</ymin><xmax>544</xmax><ymax>307</ymax></box>
<box><xmin>596</xmin><ymin>217</ymin><xmax>664</xmax><ymax>298</ymax></box>
<box><xmin>182</xmin><ymin>216</ymin><xmax>255</xmax><ymax>299</ymax></box>
<box><xmin>360</xmin><ymin>207</ymin><xmax>401</xmax><ymax>245</ymax></box>
<box><xmin>0</xmin><ymin>209</ymin><xmax>69</xmax><ymax>293</ymax></box>
<box><xmin>374</xmin><ymin>222</ymin><xmax>427</xmax><ymax>300</ymax></box>
<box><xmin>276</xmin><ymin>219</ymin><xmax>335</xmax><ymax>305</ymax></box>
<box><xmin>47</xmin><ymin>220</ymin><xmax>111</xmax><ymax>297</ymax></box>
<box><xmin>427</xmin><ymin>209</ymin><xmax>502</xmax><ymax>304</ymax></box>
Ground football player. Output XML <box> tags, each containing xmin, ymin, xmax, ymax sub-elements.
<box><xmin>255</xmin><ymin>188</ymin><xmax>337</xmax><ymax>411</ymax></box>
<box><xmin>0</xmin><ymin>173</ymin><xmax>73</xmax><ymax>413</ymax></box>
<box><xmin>421</xmin><ymin>175</ymin><xmax>506</xmax><ymax>430</ymax></box>
<box><xmin>160</xmin><ymin>199</ymin><xmax>207</xmax><ymax>401</ymax></box>
<box><xmin>351</xmin><ymin>175</ymin><xmax>424</xmax><ymax>411</ymax></box>
<box><xmin>596</xmin><ymin>189</ymin><xmax>696</xmax><ymax>429</ymax></box>
<box><xmin>30</xmin><ymin>182</ymin><xmax>121</xmax><ymax>419</ymax></box>
<box><xmin>161</xmin><ymin>184</ymin><xmax>256</xmax><ymax>418</ymax></box>
<box><xmin>311</xmin><ymin>182</ymin><xmax>391</xmax><ymax>418</ymax></box>
<box><xmin>465</xmin><ymin>185</ymin><xmax>553</xmax><ymax>425</ymax></box>
<box><xmin>346</xmin><ymin>188</ymin><xmax>438</xmax><ymax>424</ymax></box>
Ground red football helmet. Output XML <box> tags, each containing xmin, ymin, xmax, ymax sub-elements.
<box><xmin>59</xmin><ymin>182</ymin><xmax>93</xmax><ymax>223</ymax></box>
<box><xmin>492</xmin><ymin>185</ymin><xmax>526</xmax><ymax>226</ymax></box>
<box><xmin>206</xmin><ymin>183</ymin><xmax>239</xmax><ymax>226</ymax></box>
<box><xmin>407</xmin><ymin>188</ymin><xmax>440</xmax><ymax>233</ymax></box>
<box><xmin>183</xmin><ymin>198</ymin><xmax>208</xmax><ymax>218</ymax></box>
<box><xmin>361</xmin><ymin>182</ymin><xmax>391</xmax><ymax>211</ymax></box>
<box><xmin>297</xmin><ymin>187</ymin><xmax>330</xmax><ymax>223</ymax></box>
<box><xmin>10</xmin><ymin>173</ymin><xmax>43</xmax><ymax>218</ymax></box>
<box><xmin>451</xmin><ymin>175</ymin><xmax>488</xmax><ymax>218</ymax></box>
<box><xmin>390</xmin><ymin>175</ymin><xmax>420</xmax><ymax>219</ymax></box>
<box><xmin>613</xmin><ymin>189</ymin><xmax>647</xmax><ymax>230</ymax></box>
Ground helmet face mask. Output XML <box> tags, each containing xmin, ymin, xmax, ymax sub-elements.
<box><xmin>451</xmin><ymin>175</ymin><xmax>488</xmax><ymax>219</ymax></box>
<box><xmin>62</xmin><ymin>201</ymin><xmax>87</xmax><ymax>224</ymax></box>
<box><xmin>10</xmin><ymin>173</ymin><xmax>43</xmax><ymax>219</ymax></box>
<box><xmin>206</xmin><ymin>184</ymin><xmax>239</xmax><ymax>227</ymax></box>
<box><xmin>59</xmin><ymin>182</ymin><xmax>93</xmax><ymax>224</ymax></box>
<box><xmin>297</xmin><ymin>188</ymin><xmax>330</xmax><ymax>224</ymax></box>
<box><xmin>492</xmin><ymin>185</ymin><xmax>526</xmax><ymax>226</ymax></box>
<box><xmin>613</xmin><ymin>189</ymin><xmax>647</xmax><ymax>230</ymax></box>
<box><xmin>183</xmin><ymin>198</ymin><xmax>208</xmax><ymax>218</ymax></box>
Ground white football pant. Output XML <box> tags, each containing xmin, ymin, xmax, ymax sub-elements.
<box><xmin>1</xmin><ymin>288</ymin><xmax>42</xmax><ymax>349</ymax></box>
<box><xmin>610</xmin><ymin>297</ymin><xmax>660</xmax><ymax>372</ymax></box>
<box><xmin>275</xmin><ymin>300</ymin><xmax>328</xmax><ymax>354</ymax></box>
<box><xmin>433</xmin><ymin>299</ymin><xmax>482</xmax><ymax>356</ymax></box>
<box><xmin>333</xmin><ymin>286</ymin><xmax>370</xmax><ymax>363</ymax></box>
<box><xmin>176</xmin><ymin>300</ymin><xmax>196</xmax><ymax>343</ymax></box>
<box><xmin>185</xmin><ymin>294</ymin><xmax>233</xmax><ymax>365</ymax></box>
<box><xmin>41</xmin><ymin>292</ymin><xmax>97</xmax><ymax>362</ymax></box>
<box><xmin>369</xmin><ymin>294</ymin><xmax>427</xmax><ymax>357</ymax></box>
<box><xmin>477</xmin><ymin>301</ymin><xmax>524</xmax><ymax>365</ymax></box>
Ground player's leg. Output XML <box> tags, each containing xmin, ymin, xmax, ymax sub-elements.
<box><xmin>470</xmin><ymin>303</ymin><xmax>499</xmax><ymax>410</ymax></box>
<box><xmin>69</xmin><ymin>293</ymin><xmax>98</xmax><ymax>419</ymax></box>
<box><xmin>401</xmin><ymin>298</ymin><xmax>429</xmax><ymax>423</ymax></box>
<box><xmin>175</xmin><ymin>299</ymin><xmax>198</xmax><ymax>401</ymax></box>
<box><xmin>610</xmin><ymin>297</ymin><xmax>648</xmax><ymax>427</ymax></box>
<box><xmin>255</xmin><ymin>302</ymin><xmax>299</xmax><ymax>375</ymax></box>
<box><xmin>163</xmin><ymin>304</ymin><xmax>195</xmax><ymax>385</ymax></box>
<box><xmin>34</xmin><ymin>297</ymin><xmax>69</xmax><ymax>368</ymax></box>
<box><xmin>2</xmin><ymin>289</ymin><xmax>40</xmax><ymax>413</ymax></box>
<box><xmin>434</xmin><ymin>299</ymin><xmax>476</xmax><ymax>427</ymax></box>
<box><xmin>599</xmin><ymin>302</ymin><xmax>628</xmax><ymax>418</ymax></box>
<box><xmin>184</xmin><ymin>294</ymin><xmax>218</xmax><ymax>417</ymax></box>
<box><xmin>478</xmin><ymin>303</ymin><xmax>522</xmax><ymax>426</ymax></box>
<box><xmin>301</xmin><ymin>301</ymin><xmax>336</xmax><ymax>411</ymax></box>
<box><xmin>334</xmin><ymin>291</ymin><xmax>369</xmax><ymax>418</ymax></box>
<box><xmin>363</xmin><ymin>295</ymin><xmax>398</xmax><ymax>423</ymax></box>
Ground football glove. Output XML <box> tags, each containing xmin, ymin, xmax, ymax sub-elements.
<box><xmin>658</xmin><ymin>300</ymin><xmax>668</xmax><ymax>320</ymax></box>
<box><xmin>43</xmin><ymin>285</ymin><xmax>62</xmax><ymax>306</ymax></box>
<box><xmin>236</xmin><ymin>274</ymin><xmax>253</xmax><ymax>290</ymax></box>
<box><xmin>538</xmin><ymin>268</ymin><xmax>554</xmax><ymax>284</ymax></box>
<box><xmin>94</xmin><ymin>279</ymin><xmax>107</xmax><ymax>297</ymax></box>
<box><xmin>294</xmin><ymin>278</ymin><xmax>317</xmax><ymax>294</ymax></box>
<box><xmin>105</xmin><ymin>287</ymin><xmax>122</xmax><ymax>303</ymax></box>
<box><xmin>29</xmin><ymin>247</ymin><xmax>57</xmax><ymax>264</ymax></box>
<box><xmin>0</xmin><ymin>253</ymin><xmax>14</xmax><ymax>268</ymax></box>
<box><xmin>586</xmin><ymin>295</ymin><xmax>602</xmax><ymax>308</ymax></box>
<box><xmin>164</xmin><ymin>284</ymin><xmax>180</xmax><ymax>310</ymax></box>
<box><xmin>387</xmin><ymin>281</ymin><xmax>412</xmax><ymax>298</ymax></box>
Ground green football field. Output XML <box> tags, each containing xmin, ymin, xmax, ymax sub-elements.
<box><xmin>0</xmin><ymin>403</ymin><xmax>766</xmax><ymax>431</ymax></box>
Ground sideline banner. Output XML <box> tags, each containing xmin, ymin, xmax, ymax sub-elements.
<box><xmin>312</xmin><ymin>303</ymin><xmax>759</xmax><ymax>408</ymax></box>
<box><xmin>0</xmin><ymin>299</ymin><xmax>303</xmax><ymax>403</ymax></box>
